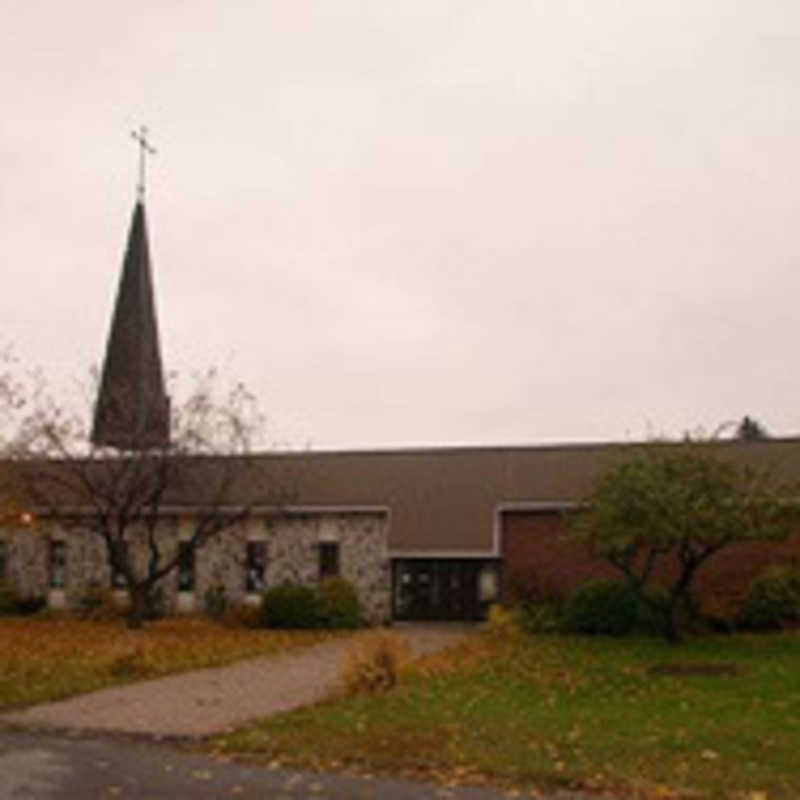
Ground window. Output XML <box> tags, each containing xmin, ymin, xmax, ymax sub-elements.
<box><xmin>110</xmin><ymin>540</ymin><xmax>128</xmax><ymax>589</ymax></box>
<box><xmin>478</xmin><ymin>563</ymin><xmax>500</xmax><ymax>603</ymax></box>
<box><xmin>49</xmin><ymin>540</ymin><xmax>67</xmax><ymax>589</ymax></box>
<box><xmin>245</xmin><ymin>541</ymin><xmax>266</xmax><ymax>593</ymax></box>
<box><xmin>177</xmin><ymin>541</ymin><xmax>195</xmax><ymax>592</ymax></box>
<box><xmin>319</xmin><ymin>542</ymin><xmax>339</xmax><ymax>581</ymax></box>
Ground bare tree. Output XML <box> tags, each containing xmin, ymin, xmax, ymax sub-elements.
<box><xmin>8</xmin><ymin>369</ymin><xmax>290</xmax><ymax>628</ymax></box>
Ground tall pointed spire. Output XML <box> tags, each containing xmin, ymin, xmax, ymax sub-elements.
<box><xmin>91</xmin><ymin>200</ymin><xmax>170</xmax><ymax>450</ymax></box>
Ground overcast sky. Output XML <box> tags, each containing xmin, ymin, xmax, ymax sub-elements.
<box><xmin>2</xmin><ymin>1</ymin><xmax>799</xmax><ymax>449</ymax></box>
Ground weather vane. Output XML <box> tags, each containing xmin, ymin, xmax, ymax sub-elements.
<box><xmin>131</xmin><ymin>125</ymin><xmax>156</xmax><ymax>200</ymax></box>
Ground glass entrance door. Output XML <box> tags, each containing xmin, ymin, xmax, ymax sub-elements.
<box><xmin>392</xmin><ymin>560</ymin><xmax>489</xmax><ymax>620</ymax></box>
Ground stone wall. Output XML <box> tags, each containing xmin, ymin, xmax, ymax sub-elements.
<box><xmin>264</xmin><ymin>512</ymin><xmax>391</xmax><ymax>623</ymax></box>
<box><xmin>196</xmin><ymin>511</ymin><xmax>390</xmax><ymax>623</ymax></box>
<box><xmin>0</xmin><ymin>510</ymin><xmax>390</xmax><ymax>624</ymax></box>
<box><xmin>1</xmin><ymin>527</ymin><xmax>50</xmax><ymax>599</ymax></box>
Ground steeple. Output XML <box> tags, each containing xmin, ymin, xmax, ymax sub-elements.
<box><xmin>91</xmin><ymin>200</ymin><xmax>170</xmax><ymax>450</ymax></box>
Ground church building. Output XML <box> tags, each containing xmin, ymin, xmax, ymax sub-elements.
<box><xmin>2</xmin><ymin>158</ymin><xmax>800</xmax><ymax>623</ymax></box>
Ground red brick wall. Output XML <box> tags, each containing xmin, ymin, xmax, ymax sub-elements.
<box><xmin>501</xmin><ymin>511</ymin><xmax>800</xmax><ymax>618</ymax></box>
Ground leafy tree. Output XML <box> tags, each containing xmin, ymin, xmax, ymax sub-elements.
<box><xmin>572</xmin><ymin>444</ymin><xmax>794</xmax><ymax>642</ymax></box>
<box><xmin>8</xmin><ymin>370</ymin><xmax>290</xmax><ymax>628</ymax></box>
<box><xmin>736</xmin><ymin>415</ymin><xmax>768</xmax><ymax>441</ymax></box>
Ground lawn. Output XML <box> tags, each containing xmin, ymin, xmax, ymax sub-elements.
<box><xmin>212</xmin><ymin>630</ymin><xmax>800</xmax><ymax>799</ymax></box>
<box><xmin>0</xmin><ymin>616</ymin><xmax>337</xmax><ymax>710</ymax></box>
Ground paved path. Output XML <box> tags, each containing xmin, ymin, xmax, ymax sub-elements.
<box><xmin>1</xmin><ymin>625</ymin><xmax>472</xmax><ymax>739</ymax></box>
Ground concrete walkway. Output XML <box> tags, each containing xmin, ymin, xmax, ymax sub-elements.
<box><xmin>1</xmin><ymin>625</ymin><xmax>473</xmax><ymax>739</ymax></box>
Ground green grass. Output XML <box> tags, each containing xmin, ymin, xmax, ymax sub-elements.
<box><xmin>212</xmin><ymin>631</ymin><xmax>800</xmax><ymax>798</ymax></box>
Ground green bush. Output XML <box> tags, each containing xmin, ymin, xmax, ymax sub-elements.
<box><xmin>639</xmin><ymin>585</ymin><xmax>702</xmax><ymax>636</ymax></box>
<box><xmin>319</xmin><ymin>577</ymin><xmax>360</xmax><ymax>628</ymax></box>
<box><xmin>16</xmin><ymin>596</ymin><xmax>47</xmax><ymax>615</ymax></box>
<box><xmin>503</xmin><ymin>567</ymin><xmax>567</xmax><ymax>634</ymax></box>
<box><xmin>0</xmin><ymin>582</ymin><xmax>46</xmax><ymax>617</ymax></box>
<box><xmin>261</xmin><ymin>583</ymin><xmax>321</xmax><ymax>629</ymax></box>
<box><xmin>0</xmin><ymin>582</ymin><xmax>17</xmax><ymax>616</ymax></box>
<box><xmin>514</xmin><ymin>601</ymin><xmax>563</xmax><ymax>634</ymax></box>
<box><xmin>738</xmin><ymin>565</ymin><xmax>800</xmax><ymax>631</ymax></box>
<box><xmin>563</xmin><ymin>580</ymin><xmax>641</xmax><ymax>636</ymax></box>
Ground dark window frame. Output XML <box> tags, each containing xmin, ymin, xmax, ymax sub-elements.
<box><xmin>318</xmin><ymin>541</ymin><xmax>340</xmax><ymax>581</ymax></box>
<box><xmin>177</xmin><ymin>541</ymin><xmax>195</xmax><ymax>592</ymax></box>
<box><xmin>49</xmin><ymin>540</ymin><xmax>67</xmax><ymax>589</ymax></box>
<box><xmin>245</xmin><ymin>540</ymin><xmax>267</xmax><ymax>593</ymax></box>
<box><xmin>110</xmin><ymin>540</ymin><xmax>128</xmax><ymax>590</ymax></box>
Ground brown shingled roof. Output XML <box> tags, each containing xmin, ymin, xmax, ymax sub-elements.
<box><xmin>217</xmin><ymin>437</ymin><xmax>800</xmax><ymax>553</ymax></box>
<box><xmin>27</xmin><ymin>437</ymin><xmax>800</xmax><ymax>555</ymax></box>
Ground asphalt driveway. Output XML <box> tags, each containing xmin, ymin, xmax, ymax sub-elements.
<box><xmin>0</xmin><ymin>729</ymin><xmax>530</xmax><ymax>800</ymax></box>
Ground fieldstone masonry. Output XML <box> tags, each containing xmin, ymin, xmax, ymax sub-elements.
<box><xmin>0</xmin><ymin>510</ymin><xmax>390</xmax><ymax>624</ymax></box>
<box><xmin>1</xmin><ymin>528</ymin><xmax>49</xmax><ymax>600</ymax></box>
<box><xmin>263</xmin><ymin>512</ymin><xmax>391</xmax><ymax>623</ymax></box>
<box><xmin>197</xmin><ymin>512</ymin><xmax>390</xmax><ymax>622</ymax></box>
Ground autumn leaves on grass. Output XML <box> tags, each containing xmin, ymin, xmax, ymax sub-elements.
<box><xmin>0</xmin><ymin>617</ymin><xmax>336</xmax><ymax>710</ymax></box>
<box><xmin>214</xmin><ymin>629</ymin><xmax>800</xmax><ymax>798</ymax></box>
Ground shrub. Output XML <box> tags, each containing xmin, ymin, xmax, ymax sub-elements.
<box><xmin>563</xmin><ymin>580</ymin><xmax>641</xmax><ymax>636</ymax></box>
<box><xmin>338</xmin><ymin>631</ymin><xmax>409</xmax><ymax>695</ymax></box>
<box><xmin>0</xmin><ymin>582</ymin><xmax>46</xmax><ymax>617</ymax></box>
<box><xmin>15</xmin><ymin>595</ymin><xmax>47</xmax><ymax>616</ymax></box>
<box><xmin>738</xmin><ymin>565</ymin><xmax>800</xmax><ymax>631</ymax></box>
<box><xmin>261</xmin><ymin>583</ymin><xmax>321</xmax><ymax>629</ymax></box>
<box><xmin>639</xmin><ymin>585</ymin><xmax>701</xmax><ymax>636</ymax></box>
<box><xmin>203</xmin><ymin>585</ymin><xmax>229</xmax><ymax>619</ymax></box>
<box><xmin>222</xmin><ymin>602</ymin><xmax>261</xmax><ymax>629</ymax></box>
<box><xmin>0</xmin><ymin>582</ymin><xmax>17</xmax><ymax>616</ymax></box>
<box><xmin>75</xmin><ymin>582</ymin><xmax>123</xmax><ymax>621</ymax></box>
<box><xmin>503</xmin><ymin>568</ymin><xmax>567</xmax><ymax>634</ymax></box>
<box><xmin>318</xmin><ymin>577</ymin><xmax>360</xmax><ymax>628</ymax></box>
<box><xmin>487</xmin><ymin>603</ymin><xmax>518</xmax><ymax>636</ymax></box>
<box><xmin>514</xmin><ymin>601</ymin><xmax>563</xmax><ymax>634</ymax></box>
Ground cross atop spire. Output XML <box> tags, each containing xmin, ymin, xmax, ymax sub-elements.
<box><xmin>131</xmin><ymin>125</ymin><xmax>156</xmax><ymax>200</ymax></box>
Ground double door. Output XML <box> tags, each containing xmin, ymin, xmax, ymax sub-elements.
<box><xmin>393</xmin><ymin>559</ymin><xmax>484</xmax><ymax>621</ymax></box>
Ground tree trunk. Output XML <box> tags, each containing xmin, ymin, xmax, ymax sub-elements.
<box><xmin>663</xmin><ymin>604</ymin><xmax>682</xmax><ymax>644</ymax></box>
<box><xmin>662</xmin><ymin>560</ymin><xmax>701</xmax><ymax>643</ymax></box>
<box><xmin>127</xmin><ymin>585</ymin><xmax>148</xmax><ymax>630</ymax></box>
